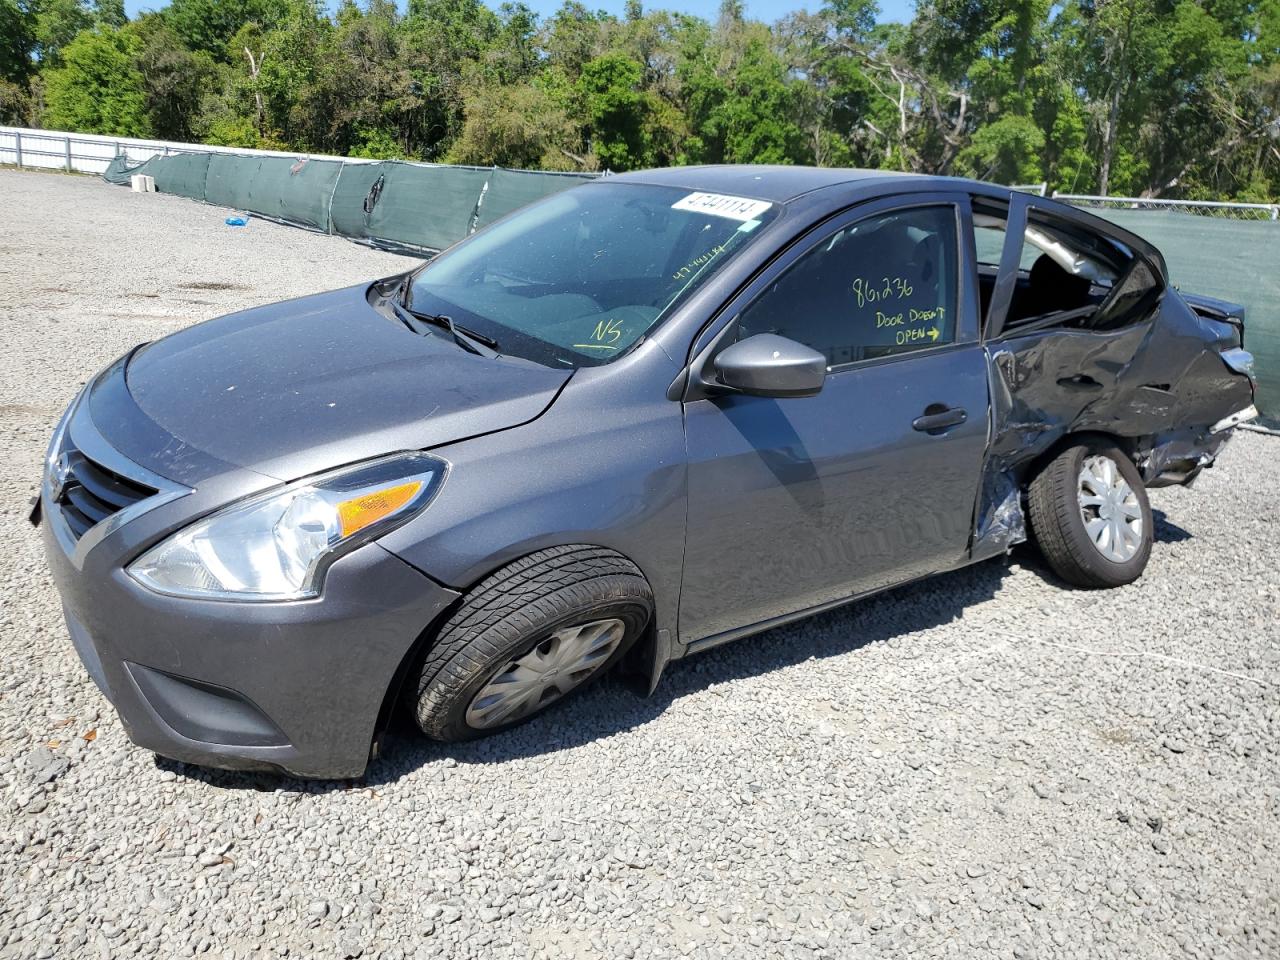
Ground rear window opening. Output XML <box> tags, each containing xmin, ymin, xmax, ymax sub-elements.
<box><xmin>973</xmin><ymin>200</ymin><xmax>1161</xmax><ymax>335</ymax></box>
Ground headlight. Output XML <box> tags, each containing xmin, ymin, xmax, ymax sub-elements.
<box><xmin>127</xmin><ymin>453</ymin><xmax>445</xmax><ymax>601</ymax></box>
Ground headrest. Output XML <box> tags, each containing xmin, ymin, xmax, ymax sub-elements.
<box><xmin>1029</xmin><ymin>253</ymin><xmax>1091</xmax><ymax>298</ymax></box>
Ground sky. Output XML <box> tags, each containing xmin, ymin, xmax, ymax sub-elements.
<box><xmin>122</xmin><ymin>0</ymin><xmax>918</xmax><ymax>26</ymax></box>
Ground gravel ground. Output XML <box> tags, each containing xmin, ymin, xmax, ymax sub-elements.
<box><xmin>1</xmin><ymin>168</ymin><xmax>1278</xmax><ymax>960</ymax></box>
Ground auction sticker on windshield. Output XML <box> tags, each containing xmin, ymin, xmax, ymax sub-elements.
<box><xmin>672</xmin><ymin>192</ymin><xmax>773</xmax><ymax>222</ymax></box>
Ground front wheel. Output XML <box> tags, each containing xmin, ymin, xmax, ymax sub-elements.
<box><xmin>1027</xmin><ymin>441</ymin><xmax>1153</xmax><ymax>589</ymax></box>
<box><xmin>410</xmin><ymin>545</ymin><xmax>652</xmax><ymax>742</ymax></box>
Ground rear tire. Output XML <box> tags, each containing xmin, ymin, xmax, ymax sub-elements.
<box><xmin>411</xmin><ymin>545</ymin><xmax>652</xmax><ymax>742</ymax></box>
<box><xmin>1027</xmin><ymin>440</ymin><xmax>1153</xmax><ymax>589</ymax></box>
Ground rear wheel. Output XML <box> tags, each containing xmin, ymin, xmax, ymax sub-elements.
<box><xmin>1027</xmin><ymin>440</ymin><xmax>1153</xmax><ymax>588</ymax></box>
<box><xmin>411</xmin><ymin>545</ymin><xmax>652</xmax><ymax>742</ymax></box>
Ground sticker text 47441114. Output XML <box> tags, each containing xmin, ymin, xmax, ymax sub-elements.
<box><xmin>671</xmin><ymin>192</ymin><xmax>773</xmax><ymax>222</ymax></box>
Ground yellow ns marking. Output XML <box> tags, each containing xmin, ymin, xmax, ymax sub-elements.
<box><xmin>591</xmin><ymin>318</ymin><xmax>625</xmax><ymax>344</ymax></box>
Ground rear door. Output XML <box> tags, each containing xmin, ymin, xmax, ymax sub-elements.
<box><xmin>679</xmin><ymin>193</ymin><xmax>991</xmax><ymax>646</ymax></box>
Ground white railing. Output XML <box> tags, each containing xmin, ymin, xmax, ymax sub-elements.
<box><xmin>1053</xmin><ymin>192</ymin><xmax>1280</xmax><ymax>221</ymax></box>
<box><xmin>0</xmin><ymin>125</ymin><xmax>599</xmax><ymax>179</ymax></box>
<box><xmin>0</xmin><ymin>126</ymin><xmax>360</xmax><ymax>176</ymax></box>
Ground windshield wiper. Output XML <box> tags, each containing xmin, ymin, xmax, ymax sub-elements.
<box><xmin>392</xmin><ymin>277</ymin><xmax>500</xmax><ymax>357</ymax></box>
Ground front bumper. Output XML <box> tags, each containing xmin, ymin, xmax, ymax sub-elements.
<box><xmin>37</xmin><ymin>385</ymin><xmax>459</xmax><ymax>780</ymax></box>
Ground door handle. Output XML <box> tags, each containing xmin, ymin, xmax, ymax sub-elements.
<box><xmin>912</xmin><ymin>406</ymin><xmax>968</xmax><ymax>434</ymax></box>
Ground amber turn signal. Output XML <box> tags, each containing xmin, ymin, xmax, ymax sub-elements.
<box><xmin>337</xmin><ymin>481</ymin><xmax>424</xmax><ymax>538</ymax></box>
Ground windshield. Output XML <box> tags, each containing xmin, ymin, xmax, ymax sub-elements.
<box><xmin>408</xmin><ymin>182</ymin><xmax>779</xmax><ymax>367</ymax></box>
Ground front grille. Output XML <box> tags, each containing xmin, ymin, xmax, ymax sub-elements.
<box><xmin>56</xmin><ymin>449</ymin><xmax>156</xmax><ymax>540</ymax></box>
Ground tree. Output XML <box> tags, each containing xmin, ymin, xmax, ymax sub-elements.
<box><xmin>0</xmin><ymin>0</ymin><xmax>35</xmax><ymax>123</ymax></box>
<box><xmin>776</xmin><ymin>0</ymin><xmax>887</xmax><ymax>167</ymax></box>
<box><xmin>687</xmin><ymin>31</ymin><xmax>809</xmax><ymax>164</ymax></box>
<box><xmin>1061</xmin><ymin>0</ymin><xmax>1166</xmax><ymax>195</ymax></box>
<box><xmin>542</xmin><ymin>1</ymin><xmax>609</xmax><ymax>76</ymax></box>
<box><xmin>43</xmin><ymin>25</ymin><xmax>149</xmax><ymax>135</ymax></box>
<box><xmin>94</xmin><ymin>0</ymin><xmax>123</xmax><ymax>28</ymax></box>
<box><xmin>33</xmin><ymin>0</ymin><xmax>91</xmax><ymax>65</ymax></box>
<box><xmin>251</xmin><ymin>0</ymin><xmax>332</xmax><ymax>147</ymax></box>
<box><xmin>0</xmin><ymin>0</ymin><xmax>35</xmax><ymax>87</ymax></box>
<box><xmin>11</xmin><ymin>0</ymin><xmax>1274</xmax><ymax>199</ymax></box>
<box><xmin>447</xmin><ymin>79</ymin><xmax>584</xmax><ymax>168</ymax></box>
<box><xmin>163</xmin><ymin>0</ymin><xmax>289</xmax><ymax>61</ymax></box>
<box><xmin>127</xmin><ymin>14</ymin><xmax>218</xmax><ymax>140</ymax></box>
<box><xmin>577</xmin><ymin>52</ymin><xmax>651</xmax><ymax>169</ymax></box>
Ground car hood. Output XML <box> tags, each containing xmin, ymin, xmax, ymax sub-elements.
<box><xmin>111</xmin><ymin>284</ymin><xmax>570</xmax><ymax>482</ymax></box>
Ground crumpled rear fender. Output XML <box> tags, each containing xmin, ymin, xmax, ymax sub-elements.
<box><xmin>969</xmin><ymin>290</ymin><xmax>1255</xmax><ymax>560</ymax></box>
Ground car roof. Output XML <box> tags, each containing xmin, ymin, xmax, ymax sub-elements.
<box><xmin>606</xmin><ymin>165</ymin><xmax>1166</xmax><ymax>280</ymax></box>
<box><xmin>608</xmin><ymin>165</ymin><xmax>929</xmax><ymax>203</ymax></box>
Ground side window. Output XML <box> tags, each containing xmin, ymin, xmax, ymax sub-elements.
<box><xmin>737</xmin><ymin>205</ymin><xmax>959</xmax><ymax>367</ymax></box>
<box><xmin>973</xmin><ymin>213</ymin><xmax>1045</xmax><ymax>322</ymax></box>
<box><xmin>974</xmin><ymin>223</ymin><xmax>1039</xmax><ymax>272</ymax></box>
<box><xmin>974</xmin><ymin>198</ymin><xmax>1158</xmax><ymax>335</ymax></box>
<box><xmin>974</xmin><ymin>223</ymin><xmax>1008</xmax><ymax>269</ymax></box>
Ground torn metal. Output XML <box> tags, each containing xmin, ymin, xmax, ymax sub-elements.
<box><xmin>971</xmin><ymin>205</ymin><xmax>1257</xmax><ymax>553</ymax></box>
<box><xmin>972</xmin><ymin>467</ymin><xmax>1027</xmax><ymax>558</ymax></box>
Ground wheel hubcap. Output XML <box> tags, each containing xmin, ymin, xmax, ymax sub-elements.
<box><xmin>1077</xmin><ymin>455</ymin><xmax>1143</xmax><ymax>563</ymax></box>
<box><xmin>465</xmin><ymin>618</ymin><xmax>626</xmax><ymax>729</ymax></box>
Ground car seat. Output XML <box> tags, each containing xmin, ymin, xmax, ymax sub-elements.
<box><xmin>1022</xmin><ymin>253</ymin><xmax>1093</xmax><ymax>320</ymax></box>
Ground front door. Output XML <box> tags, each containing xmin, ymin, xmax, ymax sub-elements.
<box><xmin>680</xmin><ymin>197</ymin><xmax>991</xmax><ymax>645</ymax></box>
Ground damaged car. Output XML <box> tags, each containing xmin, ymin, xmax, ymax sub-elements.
<box><xmin>34</xmin><ymin>167</ymin><xmax>1257</xmax><ymax>779</ymax></box>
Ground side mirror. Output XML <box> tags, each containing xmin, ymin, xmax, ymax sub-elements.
<box><xmin>712</xmin><ymin>333</ymin><xmax>827</xmax><ymax>399</ymax></box>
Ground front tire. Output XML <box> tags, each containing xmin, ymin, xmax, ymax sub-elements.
<box><xmin>1027</xmin><ymin>440</ymin><xmax>1153</xmax><ymax>589</ymax></box>
<box><xmin>411</xmin><ymin>545</ymin><xmax>652</xmax><ymax>742</ymax></box>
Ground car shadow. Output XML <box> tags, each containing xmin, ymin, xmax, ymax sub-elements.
<box><xmin>1003</xmin><ymin>507</ymin><xmax>1191</xmax><ymax>589</ymax></box>
<box><xmin>160</xmin><ymin>509</ymin><xmax>1198</xmax><ymax>794</ymax></box>
<box><xmin>1152</xmin><ymin>509</ymin><xmax>1192</xmax><ymax>543</ymax></box>
<box><xmin>160</xmin><ymin>553</ymin><xmax>1017</xmax><ymax>793</ymax></box>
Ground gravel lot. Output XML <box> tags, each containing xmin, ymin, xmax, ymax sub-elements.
<box><xmin>1</xmin><ymin>168</ymin><xmax>1278</xmax><ymax>960</ymax></box>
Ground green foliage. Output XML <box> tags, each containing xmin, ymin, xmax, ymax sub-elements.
<box><xmin>1039</xmin><ymin>83</ymin><xmax>1092</xmax><ymax>194</ymax></box>
<box><xmin>33</xmin><ymin>0</ymin><xmax>92</xmax><ymax>66</ymax></box>
<box><xmin>43</xmin><ymin>26</ymin><xmax>149</xmax><ymax>134</ymax></box>
<box><xmin>94</xmin><ymin>0</ymin><xmax>124</xmax><ymax>28</ymax></box>
<box><xmin>577</xmin><ymin>52</ymin><xmax>650</xmax><ymax>170</ymax></box>
<box><xmin>687</xmin><ymin>32</ymin><xmax>809</xmax><ymax>164</ymax></box>
<box><xmin>203</xmin><ymin>112</ymin><xmax>259</xmax><ymax>147</ymax></box>
<box><xmin>127</xmin><ymin>15</ymin><xmax>218</xmax><ymax>140</ymax></box>
<box><xmin>0</xmin><ymin>0</ymin><xmax>36</xmax><ymax>87</ymax></box>
<box><xmin>446</xmin><ymin>79</ymin><xmax>581</xmax><ymax>168</ymax></box>
<box><xmin>162</xmin><ymin>0</ymin><xmax>289</xmax><ymax>61</ymax></box>
<box><xmin>1</xmin><ymin>0</ymin><xmax>1273</xmax><ymax>200</ymax></box>
<box><xmin>957</xmin><ymin>113</ymin><xmax>1045</xmax><ymax>183</ymax></box>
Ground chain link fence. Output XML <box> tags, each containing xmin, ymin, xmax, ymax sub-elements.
<box><xmin>1054</xmin><ymin>193</ymin><xmax>1280</xmax><ymax>221</ymax></box>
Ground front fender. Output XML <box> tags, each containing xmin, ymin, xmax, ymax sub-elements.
<box><xmin>377</xmin><ymin>351</ymin><xmax>689</xmax><ymax>652</ymax></box>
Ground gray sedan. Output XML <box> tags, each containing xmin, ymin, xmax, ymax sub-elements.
<box><xmin>34</xmin><ymin>166</ymin><xmax>1257</xmax><ymax>779</ymax></box>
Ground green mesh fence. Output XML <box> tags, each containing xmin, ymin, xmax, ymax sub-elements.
<box><xmin>1094</xmin><ymin>210</ymin><xmax>1279</xmax><ymax>425</ymax></box>
<box><xmin>102</xmin><ymin>151</ymin><xmax>212</xmax><ymax>197</ymax></box>
<box><xmin>364</xmin><ymin>162</ymin><xmax>493</xmax><ymax>252</ymax></box>
<box><xmin>246</xmin><ymin>156</ymin><xmax>342</xmax><ymax>231</ymax></box>
<box><xmin>326</xmin><ymin>161</ymin><xmax>385</xmax><ymax>239</ymax></box>
<box><xmin>475</xmin><ymin>168</ymin><xmax>597</xmax><ymax>231</ymax></box>
<box><xmin>102</xmin><ymin>153</ymin><xmax>595</xmax><ymax>255</ymax></box>
<box><xmin>203</xmin><ymin>152</ymin><xmax>260</xmax><ymax>211</ymax></box>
